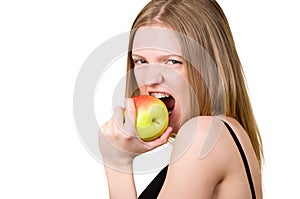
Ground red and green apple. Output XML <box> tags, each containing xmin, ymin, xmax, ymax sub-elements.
<box><xmin>131</xmin><ymin>95</ymin><xmax>169</xmax><ymax>141</ymax></box>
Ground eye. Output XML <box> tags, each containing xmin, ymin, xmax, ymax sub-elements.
<box><xmin>166</xmin><ymin>59</ymin><xmax>183</xmax><ymax>65</ymax></box>
<box><xmin>134</xmin><ymin>59</ymin><xmax>148</xmax><ymax>65</ymax></box>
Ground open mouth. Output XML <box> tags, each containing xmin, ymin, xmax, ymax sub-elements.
<box><xmin>150</xmin><ymin>92</ymin><xmax>175</xmax><ymax>117</ymax></box>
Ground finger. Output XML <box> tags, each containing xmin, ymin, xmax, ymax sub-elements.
<box><xmin>99</xmin><ymin>121</ymin><xmax>109</xmax><ymax>135</ymax></box>
<box><xmin>124</xmin><ymin>98</ymin><xmax>137</xmax><ymax>134</ymax></box>
<box><xmin>113</xmin><ymin>106</ymin><xmax>125</xmax><ymax>129</ymax></box>
<box><xmin>145</xmin><ymin>126</ymin><xmax>173</xmax><ymax>149</ymax></box>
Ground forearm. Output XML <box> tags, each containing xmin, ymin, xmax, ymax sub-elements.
<box><xmin>99</xmin><ymin>99</ymin><xmax>172</xmax><ymax>198</ymax></box>
<box><xmin>105</xmin><ymin>165</ymin><xmax>137</xmax><ymax>199</ymax></box>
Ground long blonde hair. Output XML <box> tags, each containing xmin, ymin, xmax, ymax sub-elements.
<box><xmin>125</xmin><ymin>0</ymin><xmax>263</xmax><ymax>169</ymax></box>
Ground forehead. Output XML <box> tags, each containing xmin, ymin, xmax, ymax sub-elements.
<box><xmin>132</xmin><ymin>27</ymin><xmax>182</xmax><ymax>55</ymax></box>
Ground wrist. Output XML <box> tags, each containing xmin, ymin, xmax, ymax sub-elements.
<box><xmin>103</xmin><ymin>157</ymin><xmax>134</xmax><ymax>173</ymax></box>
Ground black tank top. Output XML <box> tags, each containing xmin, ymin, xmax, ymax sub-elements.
<box><xmin>138</xmin><ymin>121</ymin><xmax>256</xmax><ymax>199</ymax></box>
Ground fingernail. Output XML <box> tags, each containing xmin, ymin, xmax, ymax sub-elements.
<box><xmin>124</xmin><ymin>98</ymin><xmax>129</xmax><ymax>107</ymax></box>
<box><xmin>126</xmin><ymin>98</ymin><xmax>134</xmax><ymax>108</ymax></box>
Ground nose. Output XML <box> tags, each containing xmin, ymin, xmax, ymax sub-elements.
<box><xmin>144</xmin><ymin>72</ymin><xmax>164</xmax><ymax>86</ymax></box>
<box><xmin>134</xmin><ymin>65</ymin><xmax>164</xmax><ymax>87</ymax></box>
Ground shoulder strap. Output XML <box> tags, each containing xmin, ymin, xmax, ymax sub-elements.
<box><xmin>138</xmin><ymin>166</ymin><xmax>168</xmax><ymax>199</ymax></box>
<box><xmin>223</xmin><ymin>121</ymin><xmax>256</xmax><ymax>199</ymax></box>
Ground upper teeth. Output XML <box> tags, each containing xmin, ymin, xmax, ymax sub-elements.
<box><xmin>151</xmin><ymin>92</ymin><xmax>170</xmax><ymax>99</ymax></box>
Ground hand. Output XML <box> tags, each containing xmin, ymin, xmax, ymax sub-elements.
<box><xmin>98</xmin><ymin>98</ymin><xmax>173</xmax><ymax>171</ymax></box>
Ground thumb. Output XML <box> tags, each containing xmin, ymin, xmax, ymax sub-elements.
<box><xmin>124</xmin><ymin>98</ymin><xmax>137</xmax><ymax>134</ymax></box>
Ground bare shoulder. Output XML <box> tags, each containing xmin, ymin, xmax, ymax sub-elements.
<box><xmin>159</xmin><ymin>116</ymin><xmax>230</xmax><ymax>198</ymax></box>
<box><xmin>158</xmin><ymin>116</ymin><xmax>262</xmax><ymax>198</ymax></box>
<box><xmin>171</xmin><ymin>116</ymin><xmax>231</xmax><ymax>162</ymax></box>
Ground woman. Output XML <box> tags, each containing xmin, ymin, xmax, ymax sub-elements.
<box><xmin>99</xmin><ymin>0</ymin><xmax>263</xmax><ymax>198</ymax></box>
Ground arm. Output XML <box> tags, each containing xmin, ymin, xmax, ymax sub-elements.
<box><xmin>104</xmin><ymin>166</ymin><xmax>137</xmax><ymax>199</ymax></box>
<box><xmin>98</xmin><ymin>98</ymin><xmax>173</xmax><ymax>199</ymax></box>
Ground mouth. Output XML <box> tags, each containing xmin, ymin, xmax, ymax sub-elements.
<box><xmin>149</xmin><ymin>92</ymin><xmax>175</xmax><ymax>117</ymax></box>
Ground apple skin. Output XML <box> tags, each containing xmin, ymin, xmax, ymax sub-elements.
<box><xmin>131</xmin><ymin>95</ymin><xmax>169</xmax><ymax>141</ymax></box>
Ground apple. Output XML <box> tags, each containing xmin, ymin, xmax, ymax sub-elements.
<box><xmin>131</xmin><ymin>95</ymin><xmax>169</xmax><ymax>141</ymax></box>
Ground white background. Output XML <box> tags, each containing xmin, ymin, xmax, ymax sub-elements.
<box><xmin>1</xmin><ymin>0</ymin><xmax>299</xmax><ymax>198</ymax></box>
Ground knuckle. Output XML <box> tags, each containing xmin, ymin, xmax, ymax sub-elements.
<box><xmin>120</xmin><ymin>129</ymin><xmax>132</xmax><ymax>141</ymax></box>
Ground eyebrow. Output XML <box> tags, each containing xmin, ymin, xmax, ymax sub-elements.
<box><xmin>131</xmin><ymin>54</ymin><xmax>183</xmax><ymax>60</ymax></box>
<box><xmin>131</xmin><ymin>54</ymin><xmax>146</xmax><ymax>59</ymax></box>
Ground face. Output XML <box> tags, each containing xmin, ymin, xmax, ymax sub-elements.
<box><xmin>131</xmin><ymin>26</ymin><xmax>192</xmax><ymax>133</ymax></box>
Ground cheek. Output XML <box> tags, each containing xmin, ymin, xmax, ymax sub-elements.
<box><xmin>179</xmin><ymin>66</ymin><xmax>188</xmax><ymax>80</ymax></box>
<box><xmin>166</xmin><ymin>71</ymin><xmax>190</xmax><ymax>98</ymax></box>
<box><xmin>169</xmin><ymin>72</ymin><xmax>192</xmax><ymax>122</ymax></box>
<box><xmin>133</xmin><ymin>69</ymin><xmax>149</xmax><ymax>95</ymax></box>
<box><xmin>165</xmin><ymin>75</ymin><xmax>191</xmax><ymax>111</ymax></box>
<box><xmin>133</xmin><ymin>67</ymin><xmax>144</xmax><ymax>91</ymax></box>
<box><xmin>133</xmin><ymin>71</ymin><xmax>142</xmax><ymax>87</ymax></box>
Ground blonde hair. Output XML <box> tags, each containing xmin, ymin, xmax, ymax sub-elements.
<box><xmin>125</xmin><ymin>0</ymin><xmax>263</xmax><ymax>169</ymax></box>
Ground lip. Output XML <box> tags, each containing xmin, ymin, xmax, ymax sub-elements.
<box><xmin>168</xmin><ymin>105</ymin><xmax>175</xmax><ymax>120</ymax></box>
